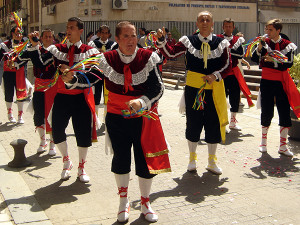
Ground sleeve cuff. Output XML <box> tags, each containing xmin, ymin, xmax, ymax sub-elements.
<box><xmin>137</xmin><ymin>98</ymin><xmax>146</xmax><ymax>109</ymax></box>
<box><xmin>156</xmin><ymin>40</ymin><xmax>167</xmax><ymax>48</ymax></box>
<box><xmin>212</xmin><ymin>72</ymin><xmax>222</xmax><ymax>81</ymax></box>
<box><xmin>64</xmin><ymin>75</ymin><xmax>78</xmax><ymax>89</ymax></box>
<box><xmin>27</xmin><ymin>45</ymin><xmax>39</xmax><ymax>51</ymax></box>
<box><xmin>139</xmin><ymin>95</ymin><xmax>151</xmax><ymax>110</ymax></box>
<box><xmin>14</xmin><ymin>62</ymin><xmax>20</xmax><ymax>70</ymax></box>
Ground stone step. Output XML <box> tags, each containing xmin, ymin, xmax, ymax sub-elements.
<box><xmin>244</xmin><ymin>69</ymin><xmax>262</xmax><ymax>76</ymax></box>
<box><xmin>242</xmin><ymin>90</ymin><xmax>259</xmax><ymax>100</ymax></box>
<box><xmin>247</xmin><ymin>82</ymin><xmax>260</xmax><ymax>92</ymax></box>
<box><xmin>244</xmin><ymin>74</ymin><xmax>261</xmax><ymax>83</ymax></box>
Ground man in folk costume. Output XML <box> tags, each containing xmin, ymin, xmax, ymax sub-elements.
<box><xmin>156</xmin><ymin>11</ymin><xmax>231</xmax><ymax>175</ymax></box>
<box><xmin>62</xmin><ymin>21</ymin><xmax>171</xmax><ymax>223</ymax></box>
<box><xmin>251</xmin><ymin>19</ymin><xmax>298</xmax><ymax>157</ymax></box>
<box><xmin>0</xmin><ymin>27</ymin><xmax>27</xmax><ymax>124</ymax></box>
<box><xmin>28</xmin><ymin>17</ymin><xmax>100</xmax><ymax>182</ymax></box>
<box><xmin>15</xmin><ymin>29</ymin><xmax>57</xmax><ymax>155</ymax></box>
<box><xmin>217</xmin><ymin>18</ymin><xmax>254</xmax><ymax>130</ymax></box>
<box><xmin>88</xmin><ymin>25</ymin><xmax>117</xmax><ymax>117</ymax></box>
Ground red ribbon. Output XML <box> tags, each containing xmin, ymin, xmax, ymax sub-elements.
<box><xmin>123</xmin><ymin>64</ymin><xmax>134</xmax><ymax>93</ymax></box>
<box><xmin>68</xmin><ymin>45</ymin><xmax>75</xmax><ymax>67</ymax></box>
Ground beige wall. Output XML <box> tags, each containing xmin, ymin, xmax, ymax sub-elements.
<box><xmin>40</xmin><ymin>0</ymin><xmax>257</xmax><ymax>26</ymax></box>
<box><xmin>41</xmin><ymin>0</ymin><xmax>77</xmax><ymax>27</ymax></box>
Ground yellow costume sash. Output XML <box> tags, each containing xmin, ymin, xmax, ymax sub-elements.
<box><xmin>186</xmin><ymin>70</ymin><xmax>228</xmax><ymax>142</ymax></box>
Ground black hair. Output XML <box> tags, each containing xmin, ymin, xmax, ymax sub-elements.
<box><xmin>68</xmin><ymin>17</ymin><xmax>84</xmax><ymax>30</ymax></box>
<box><xmin>41</xmin><ymin>28</ymin><xmax>53</xmax><ymax>37</ymax></box>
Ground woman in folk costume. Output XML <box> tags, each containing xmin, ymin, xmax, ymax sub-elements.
<box><xmin>27</xmin><ymin>17</ymin><xmax>100</xmax><ymax>183</ymax></box>
<box><xmin>16</xmin><ymin>29</ymin><xmax>57</xmax><ymax>155</ymax></box>
<box><xmin>0</xmin><ymin>26</ymin><xmax>27</xmax><ymax>124</ymax></box>
<box><xmin>156</xmin><ymin>11</ymin><xmax>231</xmax><ymax>175</ymax></box>
<box><xmin>62</xmin><ymin>21</ymin><xmax>171</xmax><ymax>223</ymax></box>
<box><xmin>251</xmin><ymin>19</ymin><xmax>298</xmax><ymax>157</ymax></box>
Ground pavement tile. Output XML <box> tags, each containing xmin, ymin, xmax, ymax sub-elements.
<box><xmin>0</xmin><ymin>84</ymin><xmax>300</xmax><ymax>224</ymax></box>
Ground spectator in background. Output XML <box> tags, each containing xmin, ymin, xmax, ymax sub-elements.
<box><xmin>86</xmin><ymin>31</ymin><xmax>94</xmax><ymax>43</ymax></box>
<box><xmin>138</xmin><ymin>27</ymin><xmax>147</xmax><ymax>47</ymax></box>
<box><xmin>166</xmin><ymin>31</ymin><xmax>176</xmax><ymax>47</ymax></box>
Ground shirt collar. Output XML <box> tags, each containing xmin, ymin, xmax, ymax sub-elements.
<box><xmin>66</xmin><ymin>40</ymin><xmax>82</xmax><ymax>48</ymax></box>
<box><xmin>198</xmin><ymin>33</ymin><xmax>212</xmax><ymax>42</ymax></box>
<box><xmin>117</xmin><ymin>47</ymin><xmax>138</xmax><ymax>64</ymax></box>
<box><xmin>99</xmin><ymin>38</ymin><xmax>108</xmax><ymax>45</ymax></box>
<box><xmin>271</xmin><ymin>36</ymin><xmax>282</xmax><ymax>44</ymax></box>
<box><xmin>222</xmin><ymin>33</ymin><xmax>233</xmax><ymax>41</ymax></box>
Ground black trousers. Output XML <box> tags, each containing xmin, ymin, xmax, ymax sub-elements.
<box><xmin>33</xmin><ymin>92</ymin><xmax>45</xmax><ymax>127</ymax></box>
<box><xmin>106</xmin><ymin>112</ymin><xmax>156</xmax><ymax>179</ymax></box>
<box><xmin>185</xmin><ymin>86</ymin><xmax>221</xmax><ymax>144</ymax></box>
<box><xmin>94</xmin><ymin>79</ymin><xmax>104</xmax><ymax>105</ymax></box>
<box><xmin>260</xmin><ymin>79</ymin><xmax>291</xmax><ymax>127</ymax></box>
<box><xmin>3</xmin><ymin>71</ymin><xmax>25</xmax><ymax>102</ymax></box>
<box><xmin>224</xmin><ymin>75</ymin><xmax>240</xmax><ymax>113</ymax></box>
<box><xmin>52</xmin><ymin>93</ymin><xmax>92</xmax><ymax>147</ymax></box>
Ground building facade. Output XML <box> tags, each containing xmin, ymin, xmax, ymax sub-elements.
<box><xmin>0</xmin><ymin>0</ymin><xmax>299</xmax><ymax>51</ymax></box>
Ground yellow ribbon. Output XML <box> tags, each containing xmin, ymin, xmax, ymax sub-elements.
<box><xmin>201</xmin><ymin>42</ymin><xmax>211</xmax><ymax>69</ymax></box>
<box><xmin>101</xmin><ymin>45</ymin><xmax>106</xmax><ymax>52</ymax></box>
<box><xmin>208</xmin><ymin>154</ymin><xmax>217</xmax><ymax>162</ymax></box>
<box><xmin>190</xmin><ymin>152</ymin><xmax>197</xmax><ymax>162</ymax></box>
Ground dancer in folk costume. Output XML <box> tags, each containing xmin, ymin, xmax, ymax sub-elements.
<box><xmin>0</xmin><ymin>26</ymin><xmax>27</xmax><ymax>124</ymax></box>
<box><xmin>27</xmin><ymin>17</ymin><xmax>100</xmax><ymax>182</ymax></box>
<box><xmin>217</xmin><ymin>18</ymin><xmax>254</xmax><ymax>130</ymax></box>
<box><xmin>16</xmin><ymin>28</ymin><xmax>57</xmax><ymax>155</ymax></box>
<box><xmin>88</xmin><ymin>25</ymin><xmax>117</xmax><ymax>116</ymax></box>
<box><xmin>251</xmin><ymin>19</ymin><xmax>298</xmax><ymax>157</ymax></box>
<box><xmin>156</xmin><ymin>11</ymin><xmax>231</xmax><ymax>175</ymax></box>
<box><xmin>62</xmin><ymin>21</ymin><xmax>171</xmax><ymax>223</ymax></box>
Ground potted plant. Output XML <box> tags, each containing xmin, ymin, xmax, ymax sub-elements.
<box><xmin>288</xmin><ymin>53</ymin><xmax>300</xmax><ymax>140</ymax></box>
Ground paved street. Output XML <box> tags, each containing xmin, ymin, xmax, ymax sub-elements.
<box><xmin>0</xmin><ymin>81</ymin><xmax>300</xmax><ymax>225</ymax></box>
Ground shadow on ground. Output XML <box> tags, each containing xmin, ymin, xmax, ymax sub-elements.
<box><xmin>244</xmin><ymin>153</ymin><xmax>300</xmax><ymax>179</ymax></box>
<box><xmin>224</xmin><ymin>130</ymin><xmax>254</xmax><ymax>145</ymax></box>
<box><xmin>131</xmin><ymin>171</ymin><xmax>228</xmax><ymax>213</ymax></box>
<box><xmin>34</xmin><ymin>180</ymin><xmax>91</xmax><ymax>210</ymax></box>
<box><xmin>0</xmin><ymin>122</ymin><xmax>20</xmax><ymax>132</ymax></box>
<box><xmin>2</xmin><ymin>180</ymin><xmax>91</xmax><ymax>212</ymax></box>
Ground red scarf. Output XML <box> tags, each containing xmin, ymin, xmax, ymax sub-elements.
<box><xmin>262</xmin><ymin>67</ymin><xmax>300</xmax><ymax>119</ymax></box>
<box><xmin>232</xmin><ymin>66</ymin><xmax>254</xmax><ymax>108</ymax></box>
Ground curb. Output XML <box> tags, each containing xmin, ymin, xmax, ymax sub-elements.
<box><xmin>0</xmin><ymin>142</ymin><xmax>52</xmax><ymax>225</ymax></box>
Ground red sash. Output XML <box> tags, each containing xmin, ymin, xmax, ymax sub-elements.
<box><xmin>4</xmin><ymin>62</ymin><xmax>27</xmax><ymax>100</ymax></box>
<box><xmin>56</xmin><ymin>77</ymin><xmax>97</xmax><ymax>141</ymax></box>
<box><xmin>108</xmin><ymin>92</ymin><xmax>171</xmax><ymax>174</ymax></box>
<box><xmin>35</xmin><ymin>78</ymin><xmax>57</xmax><ymax>133</ymax></box>
<box><xmin>262</xmin><ymin>67</ymin><xmax>300</xmax><ymax>119</ymax></box>
<box><xmin>83</xmin><ymin>88</ymin><xmax>98</xmax><ymax>142</ymax></box>
<box><xmin>232</xmin><ymin>66</ymin><xmax>254</xmax><ymax>108</ymax></box>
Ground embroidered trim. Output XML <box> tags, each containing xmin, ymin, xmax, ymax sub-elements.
<box><xmin>231</xmin><ymin>37</ymin><xmax>245</xmax><ymax>50</ymax></box>
<box><xmin>180</xmin><ymin>36</ymin><xmax>230</xmax><ymax>59</ymax></box>
<box><xmin>0</xmin><ymin>42</ymin><xmax>9</xmax><ymax>52</ymax></box>
<box><xmin>281</xmin><ymin>43</ymin><xmax>297</xmax><ymax>55</ymax></box>
<box><xmin>88</xmin><ymin>41</ymin><xmax>96</xmax><ymax>48</ymax></box>
<box><xmin>145</xmin><ymin>149</ymin><xmax>169</xmax><ymax>157</ymax></box>
<box><xmin>149</xmin><ymin>168</ymin><xmax>172</xmax><ymax>174</ymax></box>
<box><xmin>48</xmin><ymin>45</ymin><xmax>99</xmax><ymax>63</ymax></box>
<box><xmin>99</xmin><ymin>52</ymin><xmax>161</xmax><ymax>85</ymax></box>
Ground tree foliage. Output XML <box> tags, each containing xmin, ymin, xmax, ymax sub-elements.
<box><xmin>290</xmin><ymin>53</ymin><xmax>300</xmax><ymax>91</ymax></box>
